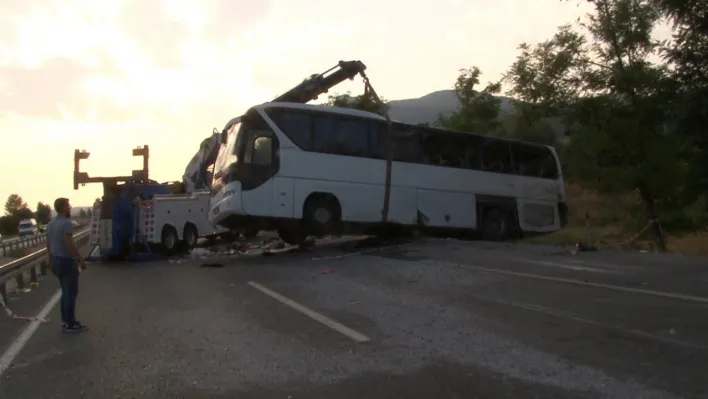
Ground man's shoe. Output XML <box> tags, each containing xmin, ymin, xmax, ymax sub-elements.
<box><xmin>62</xmin><ymin>322</ymin><xmax>89</xmax><ymax>333</ymax></box>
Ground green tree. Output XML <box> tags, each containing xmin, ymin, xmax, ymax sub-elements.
<box><xmin>436</xmin><ymin>67</ymin><xmax>504</xmax><ymax>134</ymax></box>
<box><xmin>325</xmin><ymin>91</ymin><xmax>390</xmax><ymax>116</ymax></box>
<box><xmin>4</xmin><ymin>194</ymin><xmax>28</xmax><ymax>217</ymax></box>
<box><xmin>79</xmin><ymin>209</ymin><xmax>87</xmax><ymax>219</ymax></box>
<box><xmin>36</xmin><ymin>202</ymin><xmax>52</xmax><ymax>225</ymax></box>
<box><xmin>654</xmin><ymin>0</ymin><xmax>708</xmax><ymax>201</ymax></box>
<box><xmin>509</xmin><ymin>0</ymin><xmax>678</xmax><ymax>250</ymax></box>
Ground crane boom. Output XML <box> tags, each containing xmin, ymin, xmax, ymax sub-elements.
<box><xmin>272</xmin><ymin>60</ymin><xmax>367</xmax><ymax>103</ymax></box>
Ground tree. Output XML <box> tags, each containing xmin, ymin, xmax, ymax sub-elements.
<box><xmin>4</xmin><ymin>194</ymin><xmax>28</xmax><ymax>217</ymax></box>
<box><xmin>653</xmin><ymin>0</ymin><xmax>708</xmax><ymax>201</ymax></box>
<box><xmin>436</xmin><ymin>67</ymin><xmax>504</xmax><ymax>134</ymax></box>
<box><xmin>79</xmin><ymin>209</ymin><xmax>87</xmax><ymax>219</ymax></box>
<box><xmin>36</xmin><ymin>202</ymin><xmax>52</xmax><ymax>225</ymax></box>
<box><xmin>325</xmin><ymin>91</ymin><xmax>390</xmax><ymax>116</ymax></box>
<box><xmin>507</xmin><ymin>0</ymin><xmax>679</xmax><ymax>250</ymax></box>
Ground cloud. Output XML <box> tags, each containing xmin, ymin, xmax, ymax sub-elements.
<box><xmin>117</xmin><ymin>0</ymin><xmax>191</xmax><ymax>69</ymax></box>
<box><xmin>0</xmin><ymin>57</ymin><xmax>103</xmax><ymax>118</ymax></box>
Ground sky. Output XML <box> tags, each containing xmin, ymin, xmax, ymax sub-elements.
<box><xmin>0</xmin><ymin>0</ymin><xmax>605</xmax><ymax>208</ymax></box>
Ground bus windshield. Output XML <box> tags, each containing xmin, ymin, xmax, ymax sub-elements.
<box><xmin>212</xmin><ymin>121</ymin><xmax>242</xmax><ymax>181</ymax></box>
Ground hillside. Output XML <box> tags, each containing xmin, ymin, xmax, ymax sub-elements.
<box><xmin>387</xmin><ymin>90</ymin><xmax>515</xmax><ymax>125</ymax></box>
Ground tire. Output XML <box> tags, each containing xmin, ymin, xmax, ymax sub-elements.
<box><xmin>480</xmin><ymin>208</ymin><xmax>511</xmax><ymax>242</ymax></box>
<box><xmin>162</xmin><ymin>226</ymin><xmax>179</xmax><ymax>254</ymax></box>
<box><xmin>183</xmin><ymin>224</ymin><xmax>198</xmax><ymax>250</ymax></box>
<box><xmin>303</xmin><ymin>196</ymin><xmax>340</xmax><ymax>237</ymax></box>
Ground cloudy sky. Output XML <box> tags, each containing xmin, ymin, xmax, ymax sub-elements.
<box><xmin>0</xmin><ymin>0</ymin><xmax>593</xmax><ymax>208</ymax></box>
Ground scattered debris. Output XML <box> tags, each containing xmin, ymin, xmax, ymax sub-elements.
<box><xmin>199</xmin><ymin>263</ymin><xmax>225</xmax><ymax>268</ymax></box>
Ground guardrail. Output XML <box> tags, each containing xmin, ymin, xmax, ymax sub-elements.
<box><xmin>0</xmin><ymin>233</ymin><xmax>47</xmax><ymax>257</ymax></box>
<box><xmin>0</xmin><ymin>230</ymin><xmax>89</xmax><ymax>304</ymax></box>
<box><xmin>1</xmin><ymin>222</ymin><xmax>88</xmax><ymax>257</ymax></box>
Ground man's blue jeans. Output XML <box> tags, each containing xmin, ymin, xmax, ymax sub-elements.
<box><xmin>52</xmin><ymin>256</ymin><xmax>79</xmax><ymax>325</ymax></box>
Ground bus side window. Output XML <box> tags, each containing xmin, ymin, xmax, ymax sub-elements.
<box><xmin>481</xmin><ymin>138</ymin><xmax>512</xmax><ymax>174</ymax></box>
<box><xmin>511</xmin><ymin>143</ymin><xmax>558</xmax><ymax>179</ymax></box>
<box><xmin>462</xmin><ymin>134</ymin><xmax>484</xmax><ymax>170</ymax></box>
<box><xmin>244</xmin><ymin>132</ymin><xmax>273</xmax><ymax>166</ymax></box>
<box><xmin>391</xmin><ymin>125</ymin><xmax>423</xmax><ymax>163</ymax></box>
<box><xmin>421</xmin><ymin>130</ymin><xmax>468</xmax><ymax>168</ymax></box>
<box><xmin>252</xmin><ymin>136</ymin><xmax>272</xmax><ymax>165</ymax></box>
<box><xmin>267</xmin><ymin>108</ymin><xmax>312</xmax><ymax>150</ymax></box>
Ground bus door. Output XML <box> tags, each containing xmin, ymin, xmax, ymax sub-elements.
<box><xmin>240</xmin><ymin>127</ymin><xmax>278</xmax><ymax>217</ymax></box>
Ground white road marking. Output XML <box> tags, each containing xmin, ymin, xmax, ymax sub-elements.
<box><xmin>470</xmin><ymin>292</ymin><xmax>708</xmax><ymax>350</ymax></box>
<box><xmin>0</xmin><ymin>289</ymin><xmax>61</xmax><ymax>377</ymax></box>
<box><xmin>513</xmin><ymin>258</ymin><xmax>620</xmax><ymax>274</ymax></box>
<box><xmin>430</xmin><ymin>260</ymin><xmax>708</xmax><ymax>304</ymax></box>
<box><xmin>247</xmin><ymin>281</ymin><xmax>371</xmax><ymax>343</ymax></box>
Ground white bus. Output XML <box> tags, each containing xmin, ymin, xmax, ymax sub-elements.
<box><xmin>208</xmin><ymin>102</ymin><xmax>567</xmax><ymax>245</ymax></box>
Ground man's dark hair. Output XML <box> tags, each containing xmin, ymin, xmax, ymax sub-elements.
<box><xmin>54</xmin><ymin>197</ymin><xmax>70</xmax><ymax>214</ymax></box>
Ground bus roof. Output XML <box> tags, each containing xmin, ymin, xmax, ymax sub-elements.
<box><xmin>251</xmin><ymin>102</ymin><xmax>557</xmax><ymax>150</ymax></box>
<box><xmin>254</xmin><ymin>102</ymin><xmax>388</xmax><ymax>121</ymax></box>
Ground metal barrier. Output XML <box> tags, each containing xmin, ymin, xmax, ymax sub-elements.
<box><xmin>0</xmin><ymin>230</ymin><xmax>89</xmax><ymax>306</ymax></box>
<box><xmin>0</xmin><ymin>234</ymin><xmax>48</xmax><ymax>257</ymax></box>
<box><xmin>0</xmin><ymin>222</ymin><xmax>87</xmax><ymax>257</ymax></box>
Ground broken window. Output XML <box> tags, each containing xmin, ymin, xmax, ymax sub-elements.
<box><xmin>511</xmin><ymin>142</ymin><xmax>559</xmax><ymax>179</ymax></box>
<box><xmin>370</xmin><ymin>122</ymin><xmax>423</xmax><ymax>163</ymax></box>
<box><xmin>421</xmin><ymin>129</ymin><xmax>469</xmax><ymax>168</ymax></box>
<box><xmin>481</xmin><ymin>138</ymin><xmax>512</xmax><ymax>173</ymax></box>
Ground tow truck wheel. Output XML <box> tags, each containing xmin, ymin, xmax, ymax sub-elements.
<box><xmin>183</xmin><ymin>224</ymin><xmax>198</xmax><ymax>249</ymax></box>
<box><xmin>162</xmin><ymin>226</ymin><xmax>179</xmax><ymax>254</ymax></box>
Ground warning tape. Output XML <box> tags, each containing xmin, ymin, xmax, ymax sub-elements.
<box><xmin>0</xmin><ymin>287</ymin><xmax>49</xmax><ymax>323</ymax></box>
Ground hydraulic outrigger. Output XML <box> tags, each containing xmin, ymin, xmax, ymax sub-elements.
<box><xmin>74</xmin><ymin>145</ymin><xmax>173</xmax><ymax>261</ymax></box>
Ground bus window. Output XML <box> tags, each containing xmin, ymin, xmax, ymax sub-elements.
<box><xmin>462</xmin><ymin>134</ymin><xmax>484</xmax><ymax>170</ymax></box>
<box><xmin>250</xmin><ymin>136</ymin><xmax>273</xmax><ymax>165</ymax></box>
<box><xmin>482</xmin><ymin>138</ymin><xmax>512</xmax><ymax>174</ymax></box>
<box><xmin>313</xmin><ymin>113</ymin><xmax>369</xmax><ymax>157</ymax></box>
<box><xmin>422</xmin><ymin>129</ymin><xmax>469</xmax><ymax>168</ymax></box>
<box><xmin>267</xmin><ymin>108</ymin><xmax>312</xmax><ymax>150</ymax></box>
<box><xmin>511</xmin><ymin>143</ymin><xmax>559</xmax><ymax>179</ymax></box>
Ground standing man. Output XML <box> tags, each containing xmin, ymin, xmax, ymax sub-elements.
<box><xmin>46</xmin><ymin>197</ymin><xmax>88</xmax><ymax>333</ymax></box>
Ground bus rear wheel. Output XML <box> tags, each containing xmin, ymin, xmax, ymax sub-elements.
<box><xmin>481</xmin><ymin>208</ymin><xmax>512</xmax><ymax>242</ymax></box>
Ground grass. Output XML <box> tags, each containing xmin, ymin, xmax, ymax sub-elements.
<box><xmin>523</xmin><ymin>183</ymin><xmax>708</xmax><ymax>256</ymax></box>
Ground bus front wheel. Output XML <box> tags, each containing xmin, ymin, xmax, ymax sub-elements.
<box><xmin>303</xmin><ymin>195</ymin><xmax>341</xmax><ymax>237</ymax></box>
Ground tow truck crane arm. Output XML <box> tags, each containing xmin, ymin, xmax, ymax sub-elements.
<box><xmin>271</xmin><ymin>60</ymin><xmax>367</xmax><ymax>104</ymax></box>
<box><xmin>220</xmin><ymin>60</ymin><xmax>369</xmax><ymax>135</ymax></box>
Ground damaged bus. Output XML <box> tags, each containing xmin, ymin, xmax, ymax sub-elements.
<box><xmin>209</xmin><ymin>102</ymin><xmax>567</xmax><ymax>245</ymax></box>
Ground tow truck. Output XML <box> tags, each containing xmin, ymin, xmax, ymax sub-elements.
<box><xmin>79</xmin><ymin>60</ymin><xmax>383</xmax><ymax>260</ymax></box>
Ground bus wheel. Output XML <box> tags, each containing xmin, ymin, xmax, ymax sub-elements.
<box><xmin>481</xmin><ymin>208</ymin><xmax>511</xmax><ymax>242</ymax></box>
<box><xmin>277</xmin><ymin>227</ymin><xmax>306</xmax><ymax>246</ymax></box>
<box><xmin>304</xmin><ymin>195</ymin><xmax>340</xmax><ymax>237</ymax></box>
<box><xmin>183</xmin><ymin>224</ymin><xmax>199</xmax><ymax>249</ymax></box>
<box><xmin>162</xmin><ymin>226</ymin><xmax>179</xmax><ymax>254</ymax></box>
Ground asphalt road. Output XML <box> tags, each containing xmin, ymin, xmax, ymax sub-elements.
<box><xmin>0</xmin><ymin>237</ymin><xmax>706</xmax><ymax>399</ymax></box>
